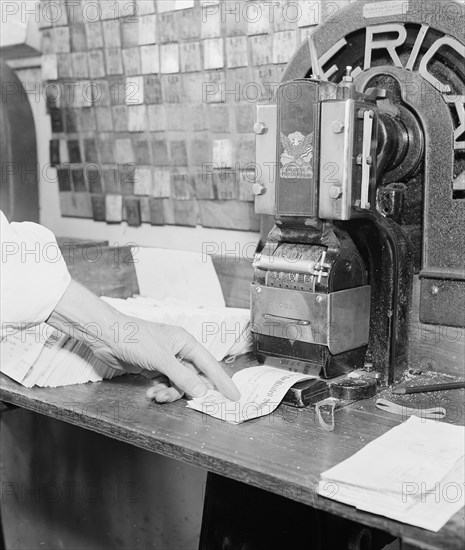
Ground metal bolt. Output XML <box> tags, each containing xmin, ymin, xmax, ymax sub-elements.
<box><xmin>316</xmin><ymin>296</ymin><xmax>323</xmax><ymax>303</ymax></box>
<box><xmin>431</xmin><ymin>285</ymin><xmax>439</xmax><ymax>296</ymax></box>
<box><xmin>342</xmin><ymin>66</ymin><xmax>353</xmax><ymax>82</ymax></box>
<box><xmin>329</xmin><ymin>185</ymin><xmax>343</xmax><ymax>199</ymax></box>
<box><xmin>254</xmin><ymin>122</ymin><xmax>267</xmax><ymax>135</ymax></box>
<box><xmin>331</xmin><ymin>120</ymin><xmax>345</xmax><ymax>134</ymax></box>
<box><xmin>256</xmin><ymin>287</ymin><xmax>262</xmax><ymax>293</ymax></box>
<box><xmin>366</xmin><ymin>156</ymin><xmax>373</xmax><ymax>166</ymax></box>
<box><xmin>252</xmin><ymin>183</ymin><xmax>266</xmax><ymax>196</ymax></box>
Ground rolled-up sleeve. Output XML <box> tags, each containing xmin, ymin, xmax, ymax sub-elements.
<box><xmin>0</xmin><ymin>211</ymin><xmax>71</xmax><ymax>328</ymax></box>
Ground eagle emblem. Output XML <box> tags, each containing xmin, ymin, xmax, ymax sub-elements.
<box><xmin>280</xmin><ymin>131</ymin><xmax>314</xmax><ymax>179</ymax></box>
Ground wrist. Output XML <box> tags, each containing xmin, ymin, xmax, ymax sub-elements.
<box><xmin>47</xmin><ymin>280</ymin><xmax>128</xmax><ymax>349</ymax></box>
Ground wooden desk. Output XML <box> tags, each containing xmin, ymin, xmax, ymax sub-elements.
<box><xmin>1</xmin><ymin>357</ymin><xmax>464</xmax><ymax>550</ymax></box>
<box><xmin>1</xmin><ymin>246</ymin><xmax>464</xmax><ymax>549</ymax></box>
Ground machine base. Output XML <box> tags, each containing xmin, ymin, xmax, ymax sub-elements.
<box><xmin>254</xmin><ymin>334</ymin><xmax>366</xmax><ymax>379</ymax></box>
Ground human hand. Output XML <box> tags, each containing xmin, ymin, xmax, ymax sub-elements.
<box><xmin>90</xmin><ymin>316</ymin><xmax>241</xmax><ymax>404</ymax></box>
<box><xmin>48</xmin><ymin>280</ymin><xmax>240</xmax><ymax>404</ymax></box>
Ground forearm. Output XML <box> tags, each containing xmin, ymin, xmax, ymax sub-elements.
<box><xmin>47</xmin><ymin>279</ymin><xmax>125</xmax><ymax>346</ymax></box>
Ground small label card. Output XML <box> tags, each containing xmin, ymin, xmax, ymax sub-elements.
<box><xmin>138</xmin><ymin>14</ymin><xmax>157</xmax><ymax>45</ymax></box>
<box><xmin>141</xmin><ymin>45</ymin><xmax>160</xmax><ymax>74</ymax></box>
<box><xmin>134</xmin><ymin>167</ymin><xmax>153</xmax><ymax>195</ymax></box>
<box><xmin>226</xmin><ymin>36</ymin><xmax>248</xmax><ymax>68</ymax></box>
<box><xmin>180</xmin><ymin>41</ymin><xmax>201</xmax><ymax>72</ymax></box>
<box><xmin>88</xmin><ymin>50</ymin><xmax>106</xmax><ymax>79</ymax></box>
<box><xmin>105</xmin><ymin>194</ymin><xmax>123</xmax><ymax>223</ymax></box>
<box><xmin>160</xmin><ymin>44</ymin><xmax>180</xmax><ymax>74</ymax></box>
<box><xmin>91</xmin><ymin>194</ymin><xmax>106</xmax><ymax>221</ymax></box>
<box><xmin>124</xmin><ymin>197</ymin><xmax>142</xmax><ymax>227</ymax></box>
<box><xmin>203</xmin><ymin>37</ymin><xmax>224</xmax><ymax>69</ymax></box>
<box><xmin>151</xmin><ymin>169</ymin><xmax>171</xmax><ymax>197</ymax></box>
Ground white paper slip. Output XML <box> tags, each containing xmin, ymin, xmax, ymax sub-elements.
<box><xmin>186</xmin><ymin>366</ymin><xmax>317</xmax><ymax>424</ymax></box>
<box><xmin>363</xmin><ymin>0</ymin><xmax>408</xmax><ymax>19</ymax></box>
<box><xmin>132</xmin><ymin>247</ymin><xmax>226</xmax><ymax>309</ymax></box>
<box><xmin>318</xmin><ymin>416</ymin><xmax>465</xmax><ymax>532</ymax></box>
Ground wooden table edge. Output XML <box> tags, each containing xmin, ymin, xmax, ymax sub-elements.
<box><xmin>1</xmin><ymin>378</ymin><xmax>464</xmax><ymax>550</ymax></box>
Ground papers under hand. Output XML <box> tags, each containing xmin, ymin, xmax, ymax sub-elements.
<box><xmin>317</xmin><ymin>416</ymin><xmax>465</xmax><ymax>532</ymax></box>
<box><xmin>186</xmin><ymin>366</ymin><xmax>317</xmax><ymax>423</ymax></box>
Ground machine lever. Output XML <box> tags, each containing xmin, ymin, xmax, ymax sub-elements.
<box><xmin>360</xmin><ymin>110</ymin><xmax>374</xmax><ymax>209</ymax></box>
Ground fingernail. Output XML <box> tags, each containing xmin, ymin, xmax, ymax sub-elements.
<box><xmin>146</xmin><ymin>388</ymin><xmax>157</xmax><ymax>400</ymax></box>
<box><xmin>157</xmin><ymin>392</ymin><xmax>170</xmax><ymax>403</ymax></box>
<box><xmin>191</xmin><ymin>382</ymin><xmax>207</xmax><ymax>398</ymax></box>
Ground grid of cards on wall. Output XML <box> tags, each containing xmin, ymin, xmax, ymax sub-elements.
<box><xmin>41</xmin><ymin>0</ymin><xmax>339</xmax><ymax>229</ymax></box>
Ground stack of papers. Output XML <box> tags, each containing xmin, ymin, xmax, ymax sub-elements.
<box><xmin>1</xmin><ymin>326</ymin><xmax>120</xmax><ymax>388</ymax></box>
<box><xmin>317</xmin><ymin>416</ymin><xmax>465</xmax><ymax>531</ymax></box>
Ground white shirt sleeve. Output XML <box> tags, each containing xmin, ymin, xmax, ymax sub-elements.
<box><xmin>0</xmin><ymin>210</ymin><xmax>71</xmax><ymax>328</ymax></box>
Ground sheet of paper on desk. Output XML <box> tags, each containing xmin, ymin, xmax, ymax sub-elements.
<box><xmin>132</xmin><ymin>247</ymin><xmax>226</xmax><ymax>308</ymax></box>
<box><xmin>186</xmin><ymin>366</ymin><xmax>317</xmax><ymax>423</ymax></box>
<box><xmin>317</xmin><ymin>416</ymin><xmax>465</xmax><ymax>531</ymax></box>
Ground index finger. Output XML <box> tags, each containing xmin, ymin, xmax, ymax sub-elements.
<box><xmin>182</xmin><ymin>342</ymin><xmax>241</xmax><ymax>401</ymax></box>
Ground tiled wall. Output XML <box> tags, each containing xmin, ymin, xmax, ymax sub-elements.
<box><xmin>41</xmin><ymin>0</ymin><xmax>348</xmax><ymax>231</ymax></box>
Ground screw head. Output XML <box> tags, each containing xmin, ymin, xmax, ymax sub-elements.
<box><xmin>431</xmin><ymin>285</ymin><xmax>439</xmax><ymax>296</ymax></box>
<box><xmin>329</xmin><ymin>185</ymin><xmax>343</xmax><ymax>199</ymax></box>
<box><xmin>331</xmin><ymin>121</ymin><xmax>345</xmax><ymax>134</ymax></box>
<box><xmin>254</xmin><ymin>122</ymin><xmax>267</xmax><ymax>135</ymax></box>
<box><xmin>252</xmin><ymin>183</ymin><xmax>266</xmax><ymax>196</ymax></box>
<box><xmin>316</xmin><ymin>296</ymin><xmax>323</xmax><ymax>303</ymax></box>
<box><xmin>256</xmin><ymin>287</ymin><xmax>262</xmax><ymax>293</ymax></box>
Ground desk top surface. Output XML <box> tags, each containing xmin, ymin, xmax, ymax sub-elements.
<box><xmin>1</xmin><ymin>355</ymin><xmax>464</xmax><ymax>550</ymax></box>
